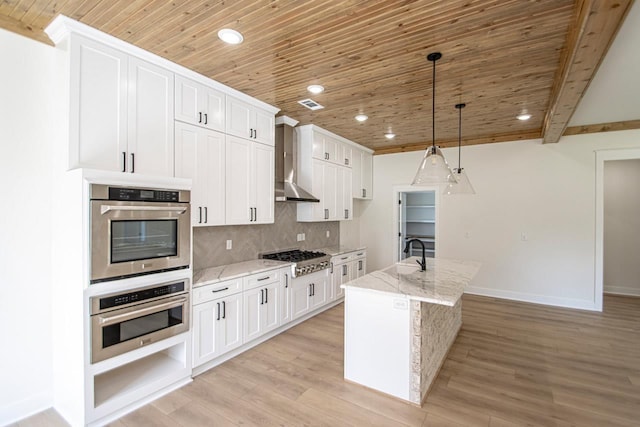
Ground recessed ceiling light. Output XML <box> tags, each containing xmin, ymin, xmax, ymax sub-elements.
<box><xmin>218</xmin><ymin>29</ymin><xmax>244</xmax><ymax>45</ymax></box>
<box><xmin>517</xmin><ymin>113</ymin><xmax>532</xmax><ymax>121</ymax></box>
<box><xmin>307</xmin><ymin>85</ymin><xmax>324</xmax><ymax>94</ymax></box>
<box><xmin>355</xmin><ymin>114</ymin><xmax>368</xmax><ymax>122</ymax></box>
<box><xmin>384</xmin><ymin>132</ymin><xmax>395</xmax><ymax>139</ymax></box>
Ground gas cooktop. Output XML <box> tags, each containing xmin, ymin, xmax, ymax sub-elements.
<box><xmin>262</xmin><ymin>249</ymin><xmax>331</xmax><ymax>277</ymax></box>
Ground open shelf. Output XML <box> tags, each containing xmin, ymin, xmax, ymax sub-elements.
<box><xmin>94</xmin><ymin>344</ymin><xmax>185</xmax><ymax>408</ymax></box>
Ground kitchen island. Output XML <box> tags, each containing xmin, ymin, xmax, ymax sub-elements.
<box><xmin>342</xmin><ymin>256</ymin><xmax>480</xmax><ymax>405</ymax></box>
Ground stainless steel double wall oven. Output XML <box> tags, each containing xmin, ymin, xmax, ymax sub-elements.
<box><xmin>89</xmin><ymin>184</ymin><xmax>192</xmax><ymax>363</ymax></box>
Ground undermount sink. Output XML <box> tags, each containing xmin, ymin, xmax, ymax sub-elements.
<box><xmin>382</xmin><ymin>261</ymin><xmax>435</xmax><ymax>286</ymax></box>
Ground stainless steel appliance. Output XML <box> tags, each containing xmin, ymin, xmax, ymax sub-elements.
<box><xmin>262</xmin><ymin>249</ymin><xmax>330</xmax><ymax>277</ymax></box>
<box><xmin>90</xmin><ymin>184</ymin><xmax>190</xmax><ymax>283</ymax></box>
<box><xmin>90</xmin><ymin>279</ymin><xmax>190</xmax><ymax>363</ymax></box>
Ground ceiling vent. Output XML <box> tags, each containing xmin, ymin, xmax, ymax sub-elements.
<box><xmin>298</xmin><ymin>98</ymin><xmax>324</xmax><ymax>110</ymax></box>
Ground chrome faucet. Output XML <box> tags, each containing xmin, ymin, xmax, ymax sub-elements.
<box><xmin>403</xmin><ymin>238</ymin><xmax>427</xmax><ymax>271</ymax></box>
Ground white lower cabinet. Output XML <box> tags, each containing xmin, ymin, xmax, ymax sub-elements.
<box><xmin>192</xmin><ymin>288</ymin><xmax>243</xmax><ymax>368</ymax></box>
<box><xmin>330</xmin><ymin>250</ymin><xmax>367</xmax><ymax>301</ymax></box>
<box><xmin>280</xmin><ymin>271</ymin><xmax>293</xmax><ymax>324</ymax></box>
<box><xmin>292</xmin><ymin>270</ymin><xmax>329</xmax><ymax>320</ymax></box>
<box><xmin>243</xmin><ymin>280</ymin><xmax>280</xmax><ymax>342</ymax></box>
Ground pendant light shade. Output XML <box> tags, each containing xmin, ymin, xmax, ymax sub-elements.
<box><xmin>412</xmin><ymin>52</ymin><xmax>456</xmax><ymax>186</ymax></box>
<box><xmin>444</xmin><ymin>103</ymin><xmax>476</xmax><ymax>195</ymax></box>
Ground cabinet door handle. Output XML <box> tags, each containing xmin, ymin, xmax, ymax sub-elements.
<box><xmin>324</xmin><ymin>209</ymin><xmax>329</xmax><ymax>220</ymax></box>
<box><xmin>254</xmin><ymin>129</ymin><xmax>257</xmax><ymax>139</ymax></box>
<box><xmin>345</xmin><ymin>158</ymin><xmax>349</xmax><ymax>165</ymax></box>
<box><xmin>254</xmin><ymin>207</ymin><xmax>257</xmax><ymax>221</ymax></box>
<box><xmin>265</xmin><ymin>288</ymin><xmax>268</xmax><ymax>304</ymax></box>
<box><xmin>330</xmin><ymin>262</ymin><xmax>333</xmax><ymax>274</ymax></box>
<box><xmin>285</xmin><ymin>273</ymin><xmax>288</xmax><ymax>288</ymax></box>
<box><xmin>222</xmin><ymin>300</ymin><xmax>226</xmax><ymax>319</ymax></box>
<box><xmin>204</xmin><ymin>113</ymin><xmax>208</xmax><ymax>125</ymax></box>
<box><xmin>342</xmin><ymin>264</ymin><xmax>347</xmax><ymax>276</ymax></box>
<box><xmin>344</xmin><ymin>209</ymin><xmax>348</xmax><ymax>219</ymax></box>
<box><xmin>249</xmin><ymin>207</ymin><xmax>253</xmax><ymax>222</ymax></box>
<box><xmin>211</xmin><ymin>287</ymin><xmax>229</xmax><ymax>293</ymax></box>
<box><xmin>260</xmin><ymin>289</ymin><xmax>264</xmax><ymax>304</ymax></box>
<box><xmin>130</xmin><ymin>153</ymin><xmax>135</xmax><ymax>173</ymax></box>
<box><xmin>198</xmin><ymin>207</ymin><xmax>202</xmax><ymax>224</ymax></box>
<box><xmin>199</xmin><ymin>112</ymin><xmax>202</xmax><ymax>123</ymax></box>
<box><xmin>257</xmin><ymin>276</ymin><xmax>270</xmax><ymax>281</ymax></box>
<box><xmin>216</xmin><ymin>302</ymin><xmax>220</xmax><ymax>320</ymax></box>
<box><xmin>312</xmin><ymin>283</ymin><xmax>315</xmax><ymax>296</ymax></box>
<box><xmin>308</xmin><ymin>284</ymin><xmax>312</xmax><ymax>297</ymax></box>
<box><xmin>204</xmin><ymin>206</ymin><xmax>208</xmax><ymax>223</ymax></box>
<box><xmin>363</xmin><ymin>189</ymin><xmax>367</xmax><ymax>198</ymax></box>
<box><xmin>122</xmin><ymin>152</ymin><xmax>126</xmax><ymax>173</ymax></box>
<box><xmin>359</xmin><ymin>260</ymin><xmax>363</xmax><ymax>271</ymax></box>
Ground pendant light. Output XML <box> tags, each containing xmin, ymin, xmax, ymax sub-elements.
<box><xmin>444</xmin><ymin>103</ymin><xmax>476</xmax><ymax>195</ymax></box>
<box><xmin>412</xmin><ymin>52</ymin><xmax>457</xmax><ymax>186</ymax></box>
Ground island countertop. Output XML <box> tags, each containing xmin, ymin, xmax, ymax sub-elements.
<box><xmin>341</xmin><ymin>256</ymin><xmax>481</xmax><ymax>306</ymax></box>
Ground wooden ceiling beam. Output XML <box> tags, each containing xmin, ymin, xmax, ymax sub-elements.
<box><xmin>541</xmin><ymin>0</ymin><xmax>633</xmax><ymax>144</ymax></box>
<box><xmin>373</xmin><ymin>130</ymin><xmax>542</xmax><ymax>156</ymax></box>
<box><xmin>0</xmin><ymin>11</ymin><xmax>52</xmax><ymax>44</ymax></box>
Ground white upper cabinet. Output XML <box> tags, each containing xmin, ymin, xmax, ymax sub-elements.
<box><xmin>175</xmin><ymin>122</ymin><xmax>225</xmax><ymax>226</ymax></box>
<box><xmin>69</xmin><ymin>35</ymin><xmax>127</xmax><ymax>172</ymax></box>
<box><xmin>69</xmin><ymin>35</ymin><xmax>174</xmax><ymax>176</ymax></box>
<box><xmin>127</xmin><ymin>57</ymin><xmax>175</xmax><ymax>176</ymax></box>
<box><xmin>297</xmin><ymin>125</ymin><xmax>363</xmax><ymax>221</ymax></box>
<box><xmin>226</xmin><ymin>96</ymin><xmax>275</xmax><ymax>146</ymax></box>
<box><xmin>175</xmin><ymin>75</ymin><xmax>225</xmax><ymax>132</ymax></box>
<box><xmin>225</xmin><ymin>135</ymin><xmax>274</xmax><ymax>225</ymax></box>
<box><xmin>352</xmin><ymin>148</ymin><xmax>373</xmax><ymax>199</ymax></box>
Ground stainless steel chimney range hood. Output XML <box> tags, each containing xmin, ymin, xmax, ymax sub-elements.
<box><xmin>275</xmin><ymin>116</ymin><xmax>320</xmax><ymax>203</ymax></box>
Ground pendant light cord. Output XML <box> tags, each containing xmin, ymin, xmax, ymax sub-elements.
<box><xmin>432</xmin><ymin>56</ymin><xmax>436</xmax><ymax>150</ymax></box>
<box><xmin>455</xmin><ymin>103</ymin><xmax>466</xmax><ymax>174</ymax></box>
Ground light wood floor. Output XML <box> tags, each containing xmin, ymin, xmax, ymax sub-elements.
<box><xmin>14</xmin><ymin>294</ymin><xmax>640</xmax><ymax>426</ymax></box>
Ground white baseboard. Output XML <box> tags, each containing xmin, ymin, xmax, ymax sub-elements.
<box><xmin>0</xmin><ymin>391</ymin><xmax>51</xmax><ymax>427</ymax></box>
<box><xmin>604</xmin><ymin>286</ymin><xmax>640</xmax><ymax>297</ymax></box>
<box><xmin>464</xmin><ymin>286</ymin><xmax>599</xmax><ymax>311</ymax></box>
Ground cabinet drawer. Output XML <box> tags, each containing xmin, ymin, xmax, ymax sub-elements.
<box><xmin>193</xmin><ymin>278</ymin><xmax>242</xmax><ymax>305</ymax></box>
<box><xmin>333</xmin><ymin>253</ymin><xmax>354</xmax><ymax>264</ymax></box>
<box><xmin>244</xmin><ymin>270</ymin><xmax>281</xmax><ymax>291</ymax></box>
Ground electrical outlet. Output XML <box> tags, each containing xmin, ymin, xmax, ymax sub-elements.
<box><xmin>301</xmin><ymin>233</ymin><xmax>305</xmax><ymax>241</ymax></box>
<box><xmin>296</xmin><ymin>233</ymin><xmax>303</xmax><ymax>242</ymax></box>
<box><xmin>226</xmin><ymin>240</ymin><xmax>232</xmax><ymax>250</ymax></box>
<box><xmin>326</xmin><ymin>230</ymin><xmax>330</xmax><ymax>238</ymax></box>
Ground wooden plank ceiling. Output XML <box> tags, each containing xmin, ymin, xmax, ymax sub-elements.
<box><xmin>0</xmin><ymin>0</ymin><xmax>634</xmax><ymax>153</ymax></box>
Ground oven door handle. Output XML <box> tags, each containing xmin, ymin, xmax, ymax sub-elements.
<box><xmin>100</xmin><ymin>205</ymin><xmax>188</xmax><ymax>215</ymax></box>
<box><xmin>98</xmin><ymin>296</ymin><xmax>187</xmax><ymax>326</ymax></box>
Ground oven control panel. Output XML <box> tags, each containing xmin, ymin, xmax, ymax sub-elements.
<box><xmin>95</xmin><ymin>281</ymin><xmax>186</xmax><ymax>312</ymax></box>
<box><xmin>108</xmin><ymin>187</ymin><xmax>180</xmax><ymax>202</ymax></box>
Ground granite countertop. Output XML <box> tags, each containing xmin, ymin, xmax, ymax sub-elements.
<box><xmin>193</xmin><ymin>259</ymin><xmax>292</xmax><ymax>288</ymax></box>
<box><xmin>318</xmin><ymin>245</ymin><xmax>367</xmax><ymax>257</ymax></box>
<box><xmin>342</xmin><ymin>257</ymin><xmax>481</xmax><ymax>306</ymax></box>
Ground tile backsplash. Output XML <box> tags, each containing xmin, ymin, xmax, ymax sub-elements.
<box><xmin>193</xmin><ymin>203</ymin><xmax>339</xmax><ymax>270</ymax></box>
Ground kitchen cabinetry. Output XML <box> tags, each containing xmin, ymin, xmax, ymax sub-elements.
<box><xmin>226</xmin><ymin>96</ymin><xmax>275</xmax><ymax>146</ymax></box>
<box><xmin>292</xmin><ymin>270</ymin><xmax>328</xmax><ymax>320</ymax></box>
<box><xmin>280</xmin><ymin>271</ymin><xmax>293</xmax><ymax>324</ymax></box>
<box><xmin>297</xmin><ymin>125</ymin><xmax>356</xmax><ymax>222</ymax></box>
<box><xmin>225</xmin><ymin>135</ymin><xmax>274</xmax><ymax>225</ymax></box>
<box><xmin>352</xmin><ymin>148</ymin><xmax>374</xmax><ymax>199</ymax></box>
<box><xmin>399</xmin><ymin>191</ymin><xmax>436</xmax><ymax>259</ymax></box>
<box><xmin>192</xmin><ymin>279</ymin><xmax>243</xmax><ymax>368</ymax></box>
<box><xmin>243</xmin><ymin>271</ymin><xmax>281</xmax><ymax>342</ymax></box>
<box><xmin>175</xmin><ymin>75</ymin><xmax>225</xmax><ymax>132</ymax></box>
<box><xmin>69</xmin><ymin>35</ymin><xmax>174</xmax><ymax>175</ymax></box>
<box><xmin>175</xmin><ymin>122</ymin><xmax>225</xmax><ymax>226</ymax></box>
<box><xmin>330</xmin><ymin>250</ymin><xmax>366</xmax><ymax>301</ymax></box>
<box><xmin>311</xmin><ymin>129</ymin><xmax>352</xmax><ymax>167</ymax></box>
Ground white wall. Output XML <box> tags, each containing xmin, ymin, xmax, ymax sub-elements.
<box><xmin>603</xmin><ymin>159</ymin><xmax>640</xmax><ymax>296</ymax></box>
<box><xmin>358</xmin><ymin>130</ymin><xmax>640</xmax><ymax>310</ymax></box>
<box><xmin>0</xmin><ymin>29</ymin><xmax>57</xmax><ymax>424</ymax></box>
